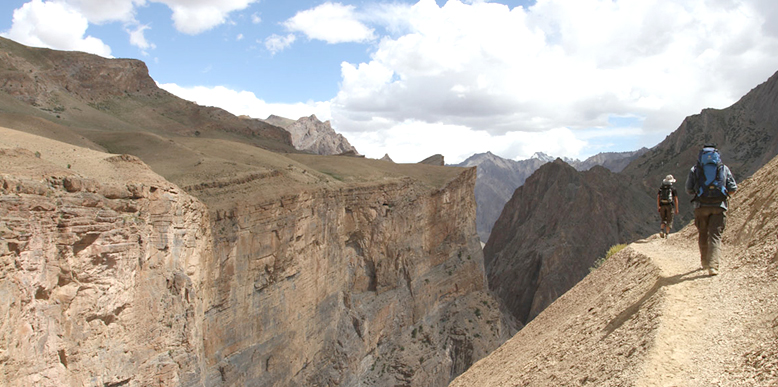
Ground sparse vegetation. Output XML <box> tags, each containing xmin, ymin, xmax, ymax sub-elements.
<box><xmin>590</xmin><ymin>243</ymin><xmax>627</xmax><ymax>272</ymax></box>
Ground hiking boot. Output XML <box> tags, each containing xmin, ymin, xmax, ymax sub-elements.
<box><xmin>708</xmin><ymin>268</ymin><xmax>719</xmax><ymax>276</ymax></box>
<box><xmin>659</xmin><ymin>230</ymin><xmax>664</xmax><ymax>238</ymax></box>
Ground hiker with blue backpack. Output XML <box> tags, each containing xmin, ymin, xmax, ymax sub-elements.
<box><xmin>685</xmin><ymin>144</ymin><xmax>737</xmax><ymax>276</ymax></box>
<box><xmin>657</xmin><ymin>175</ymin><xmax>679</xmax><ymax>238</ymax></box>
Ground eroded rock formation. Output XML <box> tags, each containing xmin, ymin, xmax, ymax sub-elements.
<box><xmin>0</xmin><ymin>146</ymin><xmax>211</xmax><ymax>386</ymax></box>
<box><xmin>197</xmin><ymin>165</ymin><xmax>510</xmax><ymax>386</ymax></box>
<box><xmin>0</xmin><ymin>128</ymin><xmax>509</xmax><ymax>386</ymax></box>
<box><xmin>266</xmin><ymin>114</ymin><xmax>359</xmax><ymax>156</ymax></box>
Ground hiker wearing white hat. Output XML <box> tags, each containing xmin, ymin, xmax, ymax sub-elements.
<box><xmin>657</xmin><ymin>174</ymin><xmax>679</xmax><ymax>238</ymax></box>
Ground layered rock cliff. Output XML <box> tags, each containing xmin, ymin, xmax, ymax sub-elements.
<box><xmin>0</xmin><ymin>131</ymin><xmax>211</xmax><ymax>386</ymax></box>
<box><xmin>192</xmin><ymin>159</ymin><xmax>509</xmax><ymax>386</ymax></box>
<box><xmin>0</xmin><ymin>38</ymin><xmax>509</xmax><ymax>387</ymax></box>
<box><xmin>0</xmin><ymin>126</ymin><xmax>509</xmax><ymax>386</ymax></box>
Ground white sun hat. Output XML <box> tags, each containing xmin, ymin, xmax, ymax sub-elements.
<box><xmin>663</xmin><ymin>174</ymin><xmax>676</xmax><ymax>184</ymax></box>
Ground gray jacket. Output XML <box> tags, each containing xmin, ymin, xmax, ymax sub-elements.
<box><xmin>685</xmin><ymin>164</ymin><xmax>737</xmax><ymax>210</ymax></box>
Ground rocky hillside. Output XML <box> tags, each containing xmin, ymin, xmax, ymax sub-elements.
<box><xmin>0</xmin><ymin>129</ymin><xmax>211</xmax><ymax>386</ymax></box>
<box><xmin>263</xmin><ymin>114</ymin><xmax>359</xmax><ymax>156</ymax></box>
<box><xmin>0</xmin><ymin>39</ymin><xmax>510</xmax><ymax>386</ymax></box>
<box><xmin>622</xmin><ymin>69</ymin><xmax>778</xmax><ymax>226</ymax></box>
<box><xmin>484</xmin><ymin>160</ymin><xmax>655</xmax><ymax>324</ymax></box>
<box><xmin>457</xmin><ymin>149</ymin><xmax>647</xmax><ymax>243</ymax></box>
<box><xmin>0</xmin><ymin>36</ymin><xmax>294</xmax><ymax>152</ymax></box>
<box><xmin>483</xmin><ymin>69</ymin><xmax>778</xmax><ymax>328</ymax></box>
<box><xmin>452</xmin><ymin>152</ymin><xmax>778</xmax><ymax>386</ymax></box>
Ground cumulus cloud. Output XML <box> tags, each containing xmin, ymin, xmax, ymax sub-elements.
<box><xmin>128</xmin><ymin>23</ymin><xmax>155</xmax><ymax>53</ymax></box>
<box><xmin>284</xmin><ymin>2</ymin><xmax>376</xmax><ymax>44</ymax></box>
<box><xmin>65</xmin><ymin>0</ymin><xmax>141</xmax><ymax>24</ymax></box>
<box><xmin>158</xmin><ymin>83</ymin><xmax>332</xmax><ymax>123</ymax></box>
<box><xmin>345</xmin><ymin>120</ymin><xmax>587</xmax><ymax>163</ymax></box>
<box><xmin>265</xmin><ymin>33</ymin><xmax>296</xmax><ymax>55</ymax></box>
<box><xmin>3</xmin><ymin>0</ymin><xmax>258</xmax><ymax>56</ymax></box>
<box><xmin>327</xmin><ymin>0</ymin><xmax>778</xmax><ymax>161</ymax></box>
<box><xmin>1</xmin><ymin>0</ymin><xmax>112</xmax><ymax>57</ymax></box>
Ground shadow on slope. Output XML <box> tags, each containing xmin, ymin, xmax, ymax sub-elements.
<box><xmin>452</xmin><ymin>153</ymin><xmax>778</xmax><ymax>386</ymax></box>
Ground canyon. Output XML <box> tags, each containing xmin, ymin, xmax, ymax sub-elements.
<box><xmin>0</xmin><ymin>37</ymin><xmax>510</xmax><ymax>386</ymax></box>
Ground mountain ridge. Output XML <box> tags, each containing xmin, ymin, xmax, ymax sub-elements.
<box><xmin>452</xmin><ymin>151</ymin><xmax>778</xmax><ymax>386</ymax></box>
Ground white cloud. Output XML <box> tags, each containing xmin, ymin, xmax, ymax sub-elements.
<box><xmin>1</xmin><ymin>0</ymin><xmax>112</xmax><ymax>57</ymax></box>
<box><xmin>284</xmin><ymin>2</ymin><xmax>376</xmax><ymax>44</ymax></box>
<box><xmin>264</xmin><ymin>33</ymin><xmax>296</xmax><ymax>55</ymax></box>
<box><xmin>1</xmin><ymin>0</ymin><xmax>259</xmax><ymax>59</ymax></box>
<box><xmin>251</xmin><ymin>12</ymin><xmax>261</xmax><ymax>24</ymax></box>
<box><xmin>158</xmin><ymin>83</ymin><xmax>332</xmax><ymax>123</ymax></box>
<box><xmin>345</xmin><ymin>120</ymin><xmax>586</xmax><ymax>164</ymax></box>
<box><xmin>327</xmin><ymin>0</ymin><xmax>778</xmax><ymax>162</ymax></box>
<box><xmin>128</xmin><ymin>23</ymin><xmax>155</xmax><ymax>52</ymax></box>
<box><xmin>65</xmin><ymin>0</ymin><xmax>142</xmax><ymax>24</ymax></box>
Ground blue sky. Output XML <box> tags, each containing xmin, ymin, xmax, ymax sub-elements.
<box><xmin>2</xmin><ymin>0</ymin><xmax>778</xmax><ymax>163</ymax></box>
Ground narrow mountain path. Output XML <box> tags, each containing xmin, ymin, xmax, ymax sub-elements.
<box><xmin>631</xmin><ymin>233</ymin><xmax>764</xmax><ymax>387</ymax></box>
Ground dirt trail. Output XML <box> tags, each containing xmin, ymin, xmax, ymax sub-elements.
<box><xmin>631</xmin><ymin>234</ymin><xmax>763</xmax><ymax>387</ymax></box>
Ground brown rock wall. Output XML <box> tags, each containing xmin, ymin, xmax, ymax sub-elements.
<box><xmin>0</xmin><ymin>150</ymin><xmax>211</xmax><ymax>386</ymax></box>
<box><xmin>198</xmin><ymin>167</ymin><xmax>508</xmax><ymax>386</ymax></box>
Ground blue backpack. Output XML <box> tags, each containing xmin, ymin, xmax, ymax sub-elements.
<box><xmin>694</xmin><ymin>146</ymin><xmax>728</xmax><ymax>203</ymax></box>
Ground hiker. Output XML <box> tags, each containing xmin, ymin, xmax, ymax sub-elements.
<box><xmin>657</xmin><ymin>174</ymin><xmax>679</xmax><ymax>238</ymax></box>
<box><xmin>685</xmin><ymin>144</ymin><xmax>737</xmax><ymax>276</ymax></box>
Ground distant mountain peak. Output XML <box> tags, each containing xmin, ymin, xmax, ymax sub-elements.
<box><xmin>275</xmin><ymin>114</ymin><xmax>359</xmax><ymax>156</ymax></box>
<box><xmin>530</xmin><ymin>152</ymin><xmax>555</xmax><ymax>162</ymax></box>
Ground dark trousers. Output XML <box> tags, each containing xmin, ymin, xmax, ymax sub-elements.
<box><xmin>659</xmin><ymin>205</ymin><xmax>674</xmax><ymax>229</ymax></box>
<box><xmin>694</xmin><ymin>206</ymin><xmax>726</xmax><ymax>270</ymax></box>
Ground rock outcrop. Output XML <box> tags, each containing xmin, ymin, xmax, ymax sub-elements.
<box><xmin>266</xmin><ymin>114</ymin><xmax>359</xmax><ymax>156</ymax></box>
<box><xmin>0</xmin><ymin>131</ymin><xmax>211</xmax><ymax>386</ymax></box>
<box><xmin>484</xmin><ymin>160</ymin><xmax>655</xmax><ymax>324</ymax></box>
<box><xmin>0</xmin><ymin>125</ymin><xmax>510</xmax><ymax>386</ymax></box>
<box><xmin>419</xmin><ymin>154</ymin><xmax>444</xmax><ymax>166</ymax></box>
<box><xmin>455</xmin><ymin>152</ymin><xmax>549</xmax><ymax>243</ymax></box>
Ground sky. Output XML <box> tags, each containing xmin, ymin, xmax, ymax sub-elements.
<box><xmin>1</xmin><ymin>0</ymin><xmax>778</xmax><ymax>163</ymax></box>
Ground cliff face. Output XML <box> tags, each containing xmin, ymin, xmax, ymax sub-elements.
<box><xmin>484</xmin><ymin>160</ymin><xmax>654</xmax><ymax>324</ymax></box>
<box><xmin>0</xmin><ymin>139</ymin><xmax>211</xmax><ymax>386</ymax></box>
<box><xmin>455</xmin><ymin>152</ymin><xmax>548</xmax><ymax>243</ymax></box>
<box><xmin>0</xmin><ymin>37</ymin><xmax>508</xmax><ymax>387</ymax></box>
<box><xmin>0</xmin><ymin>127</ymin><xmax>508</xmax><ymax>386</ymax></box>
<box><xmin>198</xmin><ymin>166</ymin><xmax>509</xmax><ymax>386</ymax></box>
